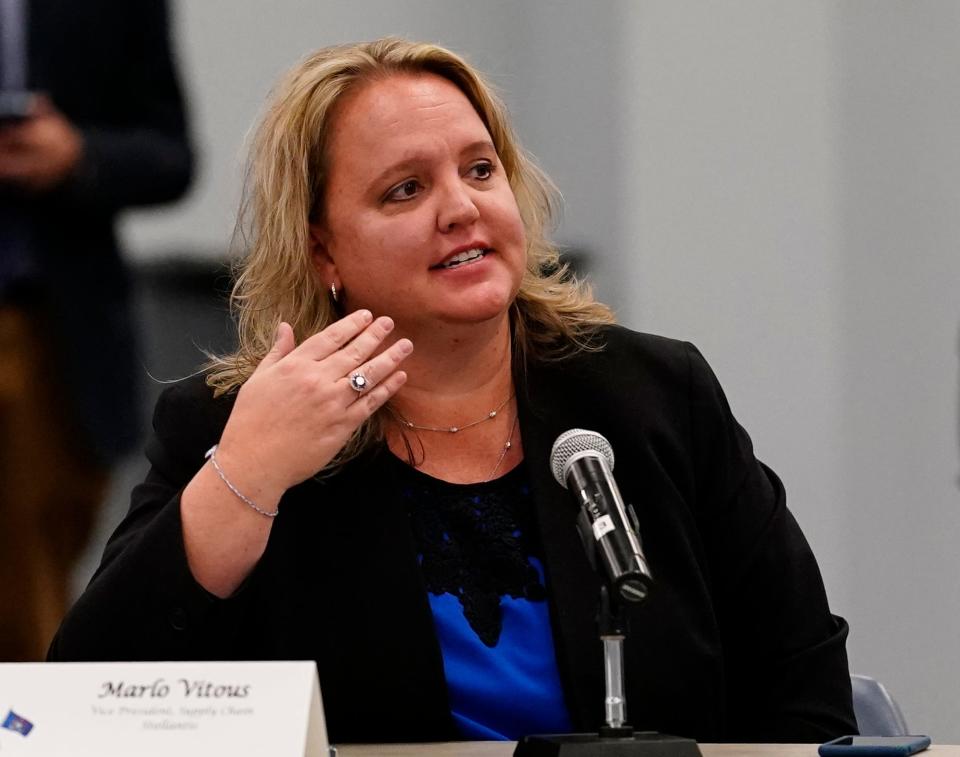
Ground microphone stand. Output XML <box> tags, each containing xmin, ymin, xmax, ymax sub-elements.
<box><xmin>598</xmin><ymin>585</ymin><xmax>633</xmax><ymax>740</ymax></box>
<box><xmin>513</xmin><ymin>550</ymin><xmax>701</xmax><ymax>757</ymax></box>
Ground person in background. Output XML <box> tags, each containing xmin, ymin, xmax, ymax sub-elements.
<box><xmin>49</xmin><ymin>38</ymin><xmax>854</xmax><ymax>744</ymax></box>
<box><xmin>0</xmin><ymin>0</ymin><xmax>192</xmax><ymax>660</ymax></box>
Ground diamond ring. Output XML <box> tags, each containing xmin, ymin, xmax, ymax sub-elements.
<box><xmin>348</xmin><ymin>371</ymin><xmax>369</xmax><ymax>393</ymax></box>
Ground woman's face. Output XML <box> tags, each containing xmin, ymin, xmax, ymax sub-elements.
<box><xmin>311</xmin><ymin>73</ymin><xmax>527</xmax><ymax>332</ymax></box>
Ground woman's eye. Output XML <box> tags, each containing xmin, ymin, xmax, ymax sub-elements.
<box><xmin>469</xmin><ymin>161</ymin><xmax>495</xmax><ymax>180</ymax></box>
<box><xmin>386</xmin><ymin>179</ymin><xmax>421</xmax><ymax>202</ymax></box>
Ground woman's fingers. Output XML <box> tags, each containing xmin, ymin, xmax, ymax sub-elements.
<box><xmin>323</xmin><ymin>315</ymin><xmax>396</xmax><ymax>377</ymax></box>
<box><xmin>295</xmin><ymin>309</ymin><xmax>374</xmax><ymax>361</ymax></box>
<box><xmin>263</xmin><ymin>313</ymin><xmax>403</xmax><ymax>388</ymax></box>
<box><xmin>341</xmin><ymin>337</ymin><xmax>413</xmax><ymax>396</ymax></box>
<box><xmin>254</xmin><ymin>321</ymin><xmax>297</xmax><ymax>373</ymax></box>
<box><xmin>344</xmin><ymin>370</ymin><xmax>408</xmax><ymax>423</ymax></box>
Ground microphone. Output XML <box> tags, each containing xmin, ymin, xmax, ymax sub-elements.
<box><xmin>550</xmin><ymin>429</ymin><xmax>653</xmax><ymax>604</ymax></box>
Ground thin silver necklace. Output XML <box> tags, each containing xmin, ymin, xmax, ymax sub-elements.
<box><xmin>485</xmin><ymin>412</ymin><xmax>519</xmax><ymax>482</ymax></box>
<box><xmin>392</xmin><ymin>393</ymin><xmax>514</xmax><ymax>434</ymax></box>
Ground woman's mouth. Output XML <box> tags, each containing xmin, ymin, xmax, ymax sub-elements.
<box><xmin>432</xmin><ymin>248</ymin><xmax>491</xmax><ymax>270</ymax></box>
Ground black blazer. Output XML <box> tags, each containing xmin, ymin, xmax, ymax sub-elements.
<box><xmin>6</xmin><ymin>0</ymin><xmax>193</xmax><ymax>461</ymax></box>
<box><xmin>50</xmin><ymin>327</ymin><xmax>857</xmax><ymax>743</ymax></box>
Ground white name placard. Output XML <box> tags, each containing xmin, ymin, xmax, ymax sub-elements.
<box><xmin>0</xmin><ymin>661</ymin><xmax>327</xmax><ymax>757</ymax></box>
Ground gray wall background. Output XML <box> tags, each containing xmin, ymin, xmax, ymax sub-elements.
<box><xmin>113</xmin><ymin>0</ymin><xmax>960</xmax><ymax>742</ymax></box>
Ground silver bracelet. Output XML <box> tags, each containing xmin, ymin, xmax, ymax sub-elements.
<box><xmin>204</xmin><ymin>444</ymin><xmax>279</xmax><ymax>518</ymax></box>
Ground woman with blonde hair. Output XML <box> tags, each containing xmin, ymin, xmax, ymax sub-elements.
<box><xmin>51</xmin><ymin>38</ymin><xmax>856</xmax><ymax>745</ymax></box>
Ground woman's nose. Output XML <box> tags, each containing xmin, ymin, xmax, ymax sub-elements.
<box><xmin>436</xmin><ymin>180</ymin><xmax>481</xmax><ymax>231</ymax></box>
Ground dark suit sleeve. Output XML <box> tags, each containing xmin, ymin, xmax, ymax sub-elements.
<box><xmin>684</xmin><ymin>343</ymin><xmax>857</xmax><ymax>742</ymax></box>
<box><xmin>60</xmin><ymin>0</ymin><xmax>193</xmax><ymax>211</ymax></box>
<box><xmin>48</xmin><ymin>383</ymin><xmax>260</xmax><ymax>661</ymax></box>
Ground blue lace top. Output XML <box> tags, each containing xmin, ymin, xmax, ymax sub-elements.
<box><xmin>393</xmin><ymin>457</ymin><xmax>574</xmax><ymax>740</ymax></box>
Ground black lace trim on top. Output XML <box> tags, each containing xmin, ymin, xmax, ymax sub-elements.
<box><xmin>391</xmin><ymin>456</ymin><xmax>547</xmax><ymax>647</ymax></box>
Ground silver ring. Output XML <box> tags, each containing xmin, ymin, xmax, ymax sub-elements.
<box><xmin>348</xmin><ymin>371</ymin><xmax>369</xmax><ymax>393</ymax></box>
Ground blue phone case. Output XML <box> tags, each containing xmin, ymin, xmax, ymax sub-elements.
<box><xmin>818</xmin><ymin>735</ymin><xmax>931</xmax><ymax>757</ymax></box>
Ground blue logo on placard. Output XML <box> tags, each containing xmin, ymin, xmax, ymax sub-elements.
<box><xmin>1</xmin><ymin>710</ymin><xmax>34</xmax><ymax>737</ymax></box>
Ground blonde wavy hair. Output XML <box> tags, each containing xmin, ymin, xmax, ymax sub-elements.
<box><xmin>206</xmin><ymin>37</ymin><xmax>614</xmax><ymax>466</ymax></box>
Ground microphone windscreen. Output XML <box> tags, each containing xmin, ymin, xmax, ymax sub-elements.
<box><xmin>550</xmin><ymin>429</ymin><xmax>615</xmax><ymax>488</ymax></box>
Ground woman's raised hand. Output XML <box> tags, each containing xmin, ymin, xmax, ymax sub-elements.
<box><xmin>214</xmin><ymin>310</ymin><xmax>411</xmax><ymax>499</ymax></box>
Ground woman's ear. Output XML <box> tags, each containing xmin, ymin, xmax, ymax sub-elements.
<box><xmin>309</xmin><ymin>224</ymin><xmax>338</xmax><ymax>288</ymax></box>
